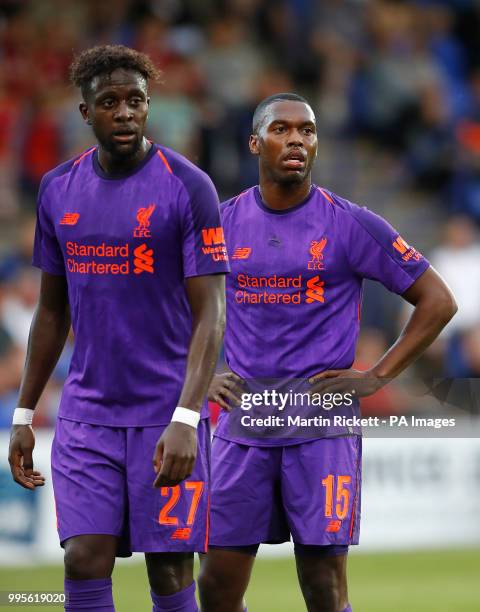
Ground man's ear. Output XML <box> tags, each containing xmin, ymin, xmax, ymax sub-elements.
<box><xmin>249</xmin><ymin>134</ymin><xmax>260</xmax><ymax>155</ymax></box>
<box><xmin>79</xmin><ymin>102</ymin><xmax>91</xmax><ymax>125</ymax></box>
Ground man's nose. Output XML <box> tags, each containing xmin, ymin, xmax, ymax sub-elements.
<box><xmin>287</xmin><ymin>130</ymin><xmax>303</xmax><ymax>146</ymax></box>
<box><xmin>114</xmin><ymin>101</ymin><xmax>133</xmax><ymax>121</ymax></box>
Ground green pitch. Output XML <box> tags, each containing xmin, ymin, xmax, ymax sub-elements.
<box><xmin>0</xmin><ymin>549</ymin><xmax>479</xmax><ymax>611</ymax></box>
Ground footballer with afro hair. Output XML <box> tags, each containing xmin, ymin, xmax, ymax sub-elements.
<box><xmin>70</xmin><ymin>44</ymin><xmax>162</xmax><ymax>100</ymax></box>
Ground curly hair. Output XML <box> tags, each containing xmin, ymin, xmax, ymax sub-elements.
<box><xmin>70</xmin><ymin>45</ymin><xmax>162</xmax><ymax>98</ymax></box>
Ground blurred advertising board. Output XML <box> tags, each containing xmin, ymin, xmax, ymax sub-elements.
<box><xmin>0</xmin><ymin>425</ymin><xmax>479</xmax><ymax>564</ymax></box>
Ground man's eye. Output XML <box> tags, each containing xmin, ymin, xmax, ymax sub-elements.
<box><xmin>304</xmin><ymin>127</ymin><xmax>314</xmax><ymax>135</ymax></box>
<box><xmin>130</xmin><ymin>98</ymin><xmax>142</xmax><ymax>105</ymax></box>
<box><xmin>102</xmin><ymin>99</ymin><xmax>114</xmax><ymax>108</ymax></box>
<box><xmin>274</xmin><ymin>126</ymin><xmax>285</xmax><ymax>133</ymax></box>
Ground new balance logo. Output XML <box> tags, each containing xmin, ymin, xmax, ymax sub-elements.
<box><xmin>134</xmin><ymin>244</ymin><xmax>154</xmax><ymax>274</ymax></box>
<box><xmin>326</xmin><ymin>519</ymin><xmax>342</xmax><ymax>533</ymax></box>
<box><xmin>232</xmin><ymin>247</ymin><xmax>252</xmax><ymax>260</ymax></box>
<box><xmin>171</xmin><ymin>528</ymin><xmax>191</xmax><ymax>540</ymax></box>
<box><xmin>202</xmin><ymin>227</ymin><xmax>225</xmax><ymax>246</ymax></box>
<box><xmin>60</xmin><ymin>213</ymin><xmax>80</xmax><ymax>226</ymax></box>
<box><xmin>306</xmin><ymin>276</ymin><xmax>325</xmax><ymax>303</ymax></box>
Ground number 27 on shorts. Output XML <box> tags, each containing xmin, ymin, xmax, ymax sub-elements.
<box><xmin>158</xmin><ymin>481</ymin><xmax>204</xmax><ymax>527</ymax></box>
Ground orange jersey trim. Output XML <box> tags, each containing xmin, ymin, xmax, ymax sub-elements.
<box><xmin>318</xmin><ymin>187</ymin><xmax>334</xmax><ymax>205</ymax></box>
<box><xmin>205</xmin><ymin>493</ymin><xmax>210</xmax><ymax>551</ymax></box>
<box><xmin>234</xmin><ymin>190</ymin><xmax>249</xmax><ymax>206</ymax></box>
<box><xmin>349</xmin><ymin>493</ymin><xmax>357</xmax><ymax>539</ymax></box>
<box><xmin>73</xmin><ymin>147</ymin><xmax>96</xmax><ymax>166</ymax></box>
<box><xmin>349</xmin><ymin>447</ymin><xmax>361</xmax><ymax>540</ymax></box>
<box><xmin>157</xmin><ymin>149</ymin><xmax>173</xmax><ymax>174</ymax></box>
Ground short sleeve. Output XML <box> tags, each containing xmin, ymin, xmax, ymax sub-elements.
<box><xmin>32</xmin><ymin>181</ymin><xmax>65</xmax><ymax>276</ymax></box>
<box><xmin>181</xmin><ymin>170</ymin><xmax>230</xmax><ymax>278</ymax></box>
<box><xmin>342</xmin><ymin>205</ymin><xmax>429</xmax><ymax>294</ymax></box>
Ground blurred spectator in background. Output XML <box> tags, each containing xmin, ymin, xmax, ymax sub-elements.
<box><xmin>0</xmin><ymin>314</ymin><xmax>23</xmax><ymax>428</ymax></box>
<box><xmin>458</xmin><ymin>324</ymin><xmax>480</xmax><ymax>377</ymax></box>
<box><xmin>0</xmin><ymin>65</ymin><xmax>21</xmax><ymax>219</ymax></box>
<box><xmin>1</xmin><ymin>266</ymin><xmax>38</xmax><ymax>350</ymax></box>
<box><xmin>428</xmin><ymin>216</ymin><xmax>480</xmax><ymax>376</ymax></box>
<box><xmin>0</xmin><ymin>215</ymin><xmax>71</xmax><ymax>427</ymax></box>
<box><xmin>350</xmin><ymin>2</ymin><xmax>442</xmax><ymax>151</ymax></box>
<box><xmin>199</xmin><ymin>15</ymin><xmax>264</xmax><ymax>109</ymax></box>
<box><xmin>430</xmin><ymin>216</ymin><xmax>480</xmax><ymax>338</ymax></box>
<box><xmin>20</xmin><ymin>91</ymin><xmax>64</xmax><ymax>204</ymax></box>
<box><xmin>405</xmin><ymin>83</ymin><xmax>455</xmax><ymax>192</ymax></box>
<box><xmin>147</xmin><ymin>56</ymin><xmax>203</xmax><ymax>159</ymax></box>
<box><xmin>451</xmin><ymin>70</ymin><xmax>480</xmax><ymax>221</ymax></box>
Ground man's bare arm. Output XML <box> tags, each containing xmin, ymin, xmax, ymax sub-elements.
<box><xmin>153</xmin><ymin>274</ymin><xmax>226</xmax><ymax>487</ymax></box>
<box><xmin>371</xmin><ymin>266</ymin><xmax>457</xmax><ymax>379</ymax></box>
<box><xmin>9</xmin><ymin>272</ymin><xmax>70</xmax><ymax>489</ymax></box>
<box><xmin>177</xmin><ymin>274</ymin><xmax>226</xmax><ymax>412</ymax></box>
<box><xmin>310</xmin><ymin>267</ymin><xmax>457</xmax><ymax>394</ymax></box>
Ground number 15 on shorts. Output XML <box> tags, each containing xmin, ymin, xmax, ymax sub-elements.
<box><xmin>322</xmin><ymin>474</ymin><xmax>351</xmax><ymax>521</ymax></box>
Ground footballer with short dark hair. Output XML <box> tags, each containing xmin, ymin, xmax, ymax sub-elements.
<box><xmin>198</xmin><ymin>93</ymin><xmax>457</xmax><ymax>612</ymax></box>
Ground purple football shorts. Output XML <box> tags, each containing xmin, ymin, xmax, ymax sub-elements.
<box><xmin>51</xmin><ymin>417</ymin><xmax>210</xmax><ymax>555</ymax></box>
<box><xmin>209</xmin><ymin>435</ymin><xmax>361</xmax><ymax>547</ymax></box>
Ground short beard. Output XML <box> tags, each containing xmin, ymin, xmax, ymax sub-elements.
<box><xmin>276</xmin><ymin>172</ymin><xmax>306</xmax><ymax>185</ymax></box>
<box><xmin>95</xmin><ymin>131</ymin><xmax>143</xmax><ymax>160</ymax></box>
<box><xmin>268</xmin><ymin>166</ymin><xmax>309</xmax><ymax>186</ymax></box>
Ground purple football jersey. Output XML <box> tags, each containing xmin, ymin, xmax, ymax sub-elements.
<box><xmin>33</xmin><ymin>144</ymin><xmax>229</xmax><ymax>426</ymax></box>
<box><xmin>214</xmin><ymin>185</ymin><xmax>429</xmax><ymax>445</ymax></box>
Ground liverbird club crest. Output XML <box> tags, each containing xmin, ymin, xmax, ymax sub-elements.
<box><xmin>134</xmin><ymin>204</ymin><xmax>156</xmax><ymax>238</ymax></box>
<box><xmin>308</xmin><ymin>237</ymin><xmax>327</xmax><ymax>270</ymax></box>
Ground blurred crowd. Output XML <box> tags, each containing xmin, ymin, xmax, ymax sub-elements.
<box><xmin>1</xmin><ymin>0</ymin><xmax>480</xmax><ymax>427</ymax></box>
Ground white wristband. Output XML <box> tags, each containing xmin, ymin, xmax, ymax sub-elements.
<box><xmin>12</xmin><ymin>408</ymin><xmax>35</xmax><ymax>426</ymax></box>
<box><xmin>171</xmin><ymin>406</ymin><xmax>200</xmax><ymax>429</ymax></box>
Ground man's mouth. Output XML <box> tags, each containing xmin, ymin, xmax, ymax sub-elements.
<box><xmin>282</xmin><ymin>150</ymin><xmax>306</xmax><ymax>169</ymax></box>
<box><xmin>112</xmin><ymin>131</ymin><xmax>136</xmax><ymax>143</ymax></box>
